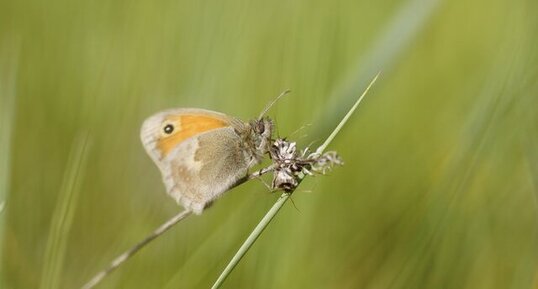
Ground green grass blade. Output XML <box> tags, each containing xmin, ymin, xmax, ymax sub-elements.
<box><xmin>39</xmin><ymin>134</ymin><xmax>91</xmax><ymax>289</ymax></box>
<box><xmin>211</xmin><ymin>75</ymin><xmax>379</xmax><ymax>289</ymax></box>
<box><xmin>316</xmin><ymin>0</ymin><xmax>441</xmax><ymax>137</ymax></box>
<box><xmin>0</xmin><ymin>41</ymin><xmax>18</xmax><ymax>288</ymax></box>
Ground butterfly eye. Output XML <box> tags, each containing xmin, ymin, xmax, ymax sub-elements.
<box><xmin>163</xmin><ymin>124</ymin><xmax>174</xmax><ymax>134</ymax></box>
<box><xmin>257</xmin><ymin>122</ymin><xmax>265</xmax><ymax>134</ymax></box>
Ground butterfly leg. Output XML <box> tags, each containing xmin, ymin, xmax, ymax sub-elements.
<box><xmin>247</xmin><ymin>165</ymin><xmax>277</xmax><ymax>192</ymax></box>
<box><xmin>255</xmin><ymin>176</ymin><xmax>274</xmax><ymax>192</ymax></box>
<box><xmin>247</xmin><ymin>164</ymin><xmax>276</xmax><ymax>180</ymax></box>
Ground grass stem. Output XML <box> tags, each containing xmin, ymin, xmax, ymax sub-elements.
<box><xmin>81</xmin><ymin>209</ymin><xmax>192</xmax><ymax>289</ymax></box>
<box><xmin>211</xmin><ymin>74</ymin><xmax>379</xmax><ymax>289</ymax></box>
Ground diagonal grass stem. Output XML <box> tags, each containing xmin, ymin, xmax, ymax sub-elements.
<box><xmin>211</xmin><ymin>74</ymin><xmax>379</xmax><ymax>289</ymax></box>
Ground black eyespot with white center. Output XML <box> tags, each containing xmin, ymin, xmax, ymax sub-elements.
<box><xmin>163</xmin><ymin>124</ymin><xmax>174</xmax><ymax>134</ymax></box>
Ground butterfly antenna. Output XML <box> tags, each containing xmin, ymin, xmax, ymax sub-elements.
<box><xmin>274</xmin><ymin>118</ymin><xmax>281</xmax><ymax>138</ymax></box>
<box><xmin>81</xmin><ymin>209</ymin><xmax>192</xmax><ymax>289</ymax></box>
<box><xmin>258</xmin><ymin>89</ymin><xmax>291</xmax><ymax>120</ymax></box>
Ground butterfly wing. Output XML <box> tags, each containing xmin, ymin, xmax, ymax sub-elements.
<box><xmin>140</xmin><ymin>109</ymin><xmax>254</xmax><ymax>214</ymax></box>
<box><xmin>162</xmin><ymin>127</ymin><xmax>253</xmax><ymax>213</ymax></box>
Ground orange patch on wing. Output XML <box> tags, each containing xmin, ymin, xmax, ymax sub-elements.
<box><xmin>158</xmin><ymin>114</ymin><xmax>229</xmax><ymax>157</ymax></box>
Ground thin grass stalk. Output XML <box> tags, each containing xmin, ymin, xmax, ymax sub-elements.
<box><xmin>211</xmin><ymin>74</ymin><xmax>379</xmax><ymax>289</ymax></box>
<box><xmin>81</xmin><ymin>209</ymin><xmax>192</xmax><ymax>289</ymax></box>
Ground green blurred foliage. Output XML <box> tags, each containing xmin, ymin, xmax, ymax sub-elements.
<box><xmin>1</xmin><ymin>0</ymin><xmax>537</xmax><ymax>288</ymax></box>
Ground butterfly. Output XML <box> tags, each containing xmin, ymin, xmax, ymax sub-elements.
<box><xmin>140</xmin><ymin>108</ymin><xmax>274</xmax><ymax>214</ymax></box>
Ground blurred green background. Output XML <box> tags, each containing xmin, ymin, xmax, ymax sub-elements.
<box><xmin>1</xmin><ymin>0</ymin><xmax>538</xmax><ymax>288</ymax></box>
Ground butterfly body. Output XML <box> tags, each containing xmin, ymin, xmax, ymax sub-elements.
<box><xmin>141</xmin><ymin>108</ymin><xmax>272</xmax><ymax>214</ymax></box>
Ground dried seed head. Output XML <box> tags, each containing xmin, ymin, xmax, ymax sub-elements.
<box><xmin>269</xmin><ymin>138</ymin><xmax>343</xmax><ymax>192</ymax></box>
<box><xmin>271</xmin><ymin>167</ymin><xmax>298</xmax><ymax>192</ymax></box>
<box><xmin>310</xmin><ymin>151</ymin><xmax>343</xmax><ymax>174</ymax></box>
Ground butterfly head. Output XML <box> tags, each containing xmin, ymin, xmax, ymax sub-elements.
<box><xmin>244</xmin><ymin>116</ymin><xmax>274</xmax><ymax>161</ymax></box>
